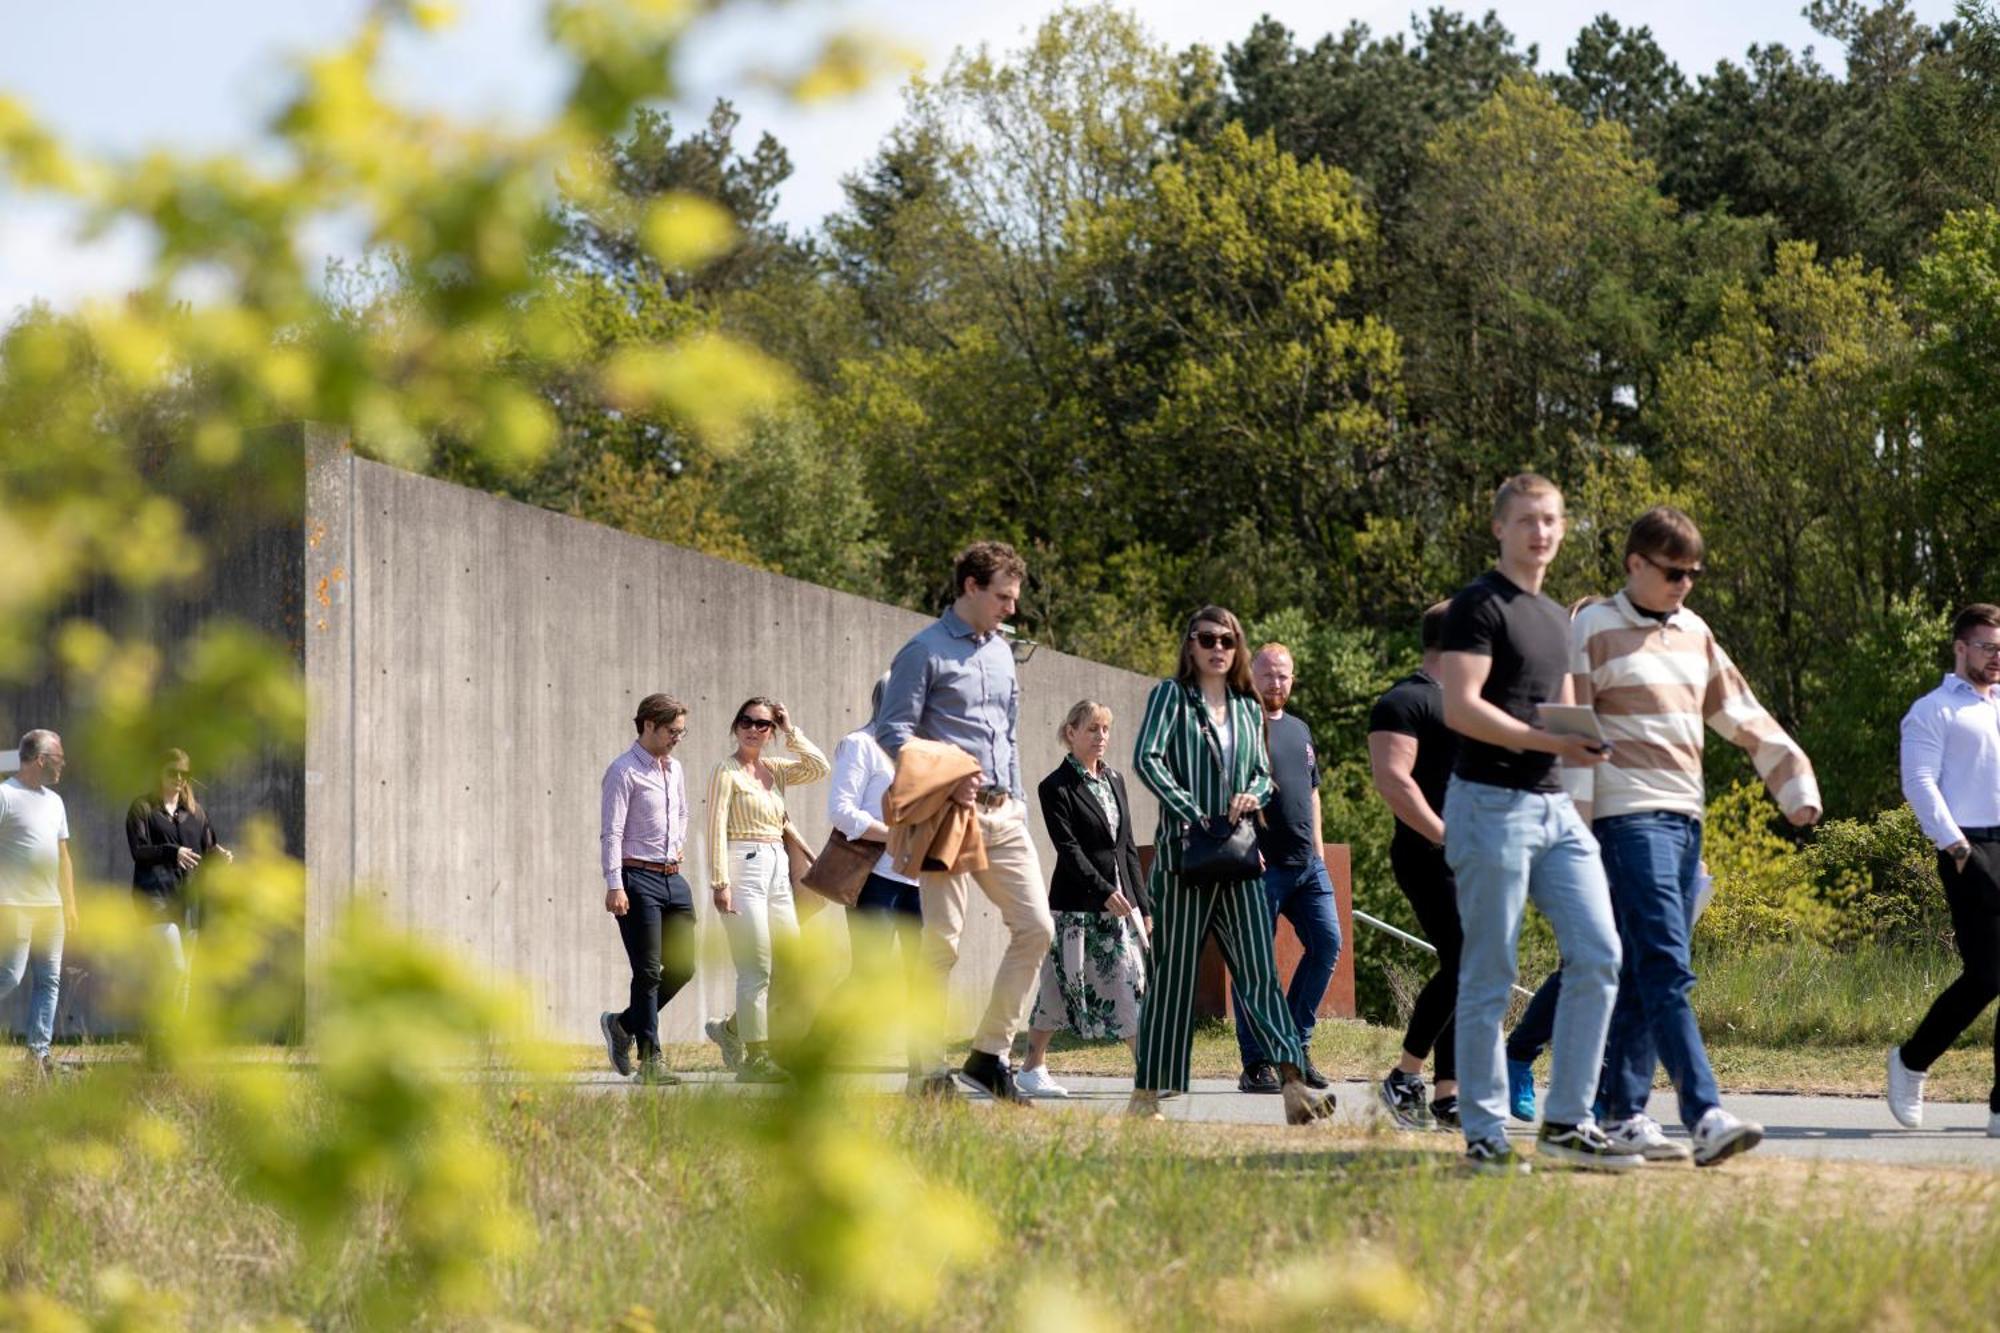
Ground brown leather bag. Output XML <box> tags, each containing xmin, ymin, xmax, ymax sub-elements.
<box><xmin>798</xmin><ymin>827</ymin><xmax>884</xmax><ymax>907</ymax></box>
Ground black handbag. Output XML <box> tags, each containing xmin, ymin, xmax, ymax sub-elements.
<box><xmin>1179</xmin><ymin>814</ymin><xmax>1261</xmax><ymax>885</ymax></box>
<box><xmin>1177</xmin><ymin>695</ymin><xmax>1264</xmax><ymax>885</ymax></box>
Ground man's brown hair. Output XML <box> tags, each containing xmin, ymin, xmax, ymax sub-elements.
<box><xmin>1492</xmin><ymin>472</ymin><xmax>1563</xmax><ymax>523</ymax></box>
<box><xmin>954</xmin><ymin>540</ymin><xmax>1027</xmax><ymax>596</ymax></box>
<box><xmin>1175</xmin><ymin>605</ymin><xmax>1256</xmax><ymax>695</ymax></box>
<box><xmin>633</xmin><ymin>693</ymin><xmax>686</xmax><ymax>735</ymax></box>
<box><xmin>1952</xmin><ymin>604</ymin><xmax>2000</xmax><ymax>642</ymax></box>
<box><xmin>1625</xmin><ymin>506</ymin><xmax>1706</xmax><ymax>566</ymax></box>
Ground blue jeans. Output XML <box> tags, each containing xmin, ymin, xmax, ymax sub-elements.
<box><xmin>1444</xmin><ymin>779</ymin><xmax>1621</xmax><ymax>1147</ymax></box>
<box><xmin>0</xmin><ymin>906</ymin><xmax>64</xmax><ymax>1058</ymax></box>
<box><xmin>1595</xmin><ymin>811</ymin><xmax>1719</xmax><ymax>1130</ymax></box>
<box><xmin>1234</xmin><ymin>857</ymin><xmax>1343</xmax><ymax>1066</ymax></box>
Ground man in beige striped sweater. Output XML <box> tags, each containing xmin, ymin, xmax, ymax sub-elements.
<box><xmin>1565</xmin><ymin>506</ymin><xmax>1821</xmax><ymax>1166</ymax></box>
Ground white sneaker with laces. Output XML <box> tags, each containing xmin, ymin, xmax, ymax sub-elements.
<box><xmin>1887</xmin><ymin>1046</ymin><xmax>1926</xmax><ymax>1129</ymax></box>
<box><xmin>1691</xmin><ymin>1108</ymin><xmax>1764</xmax><ymax>1167</ymax></box>
<box><xmin>1605</xmin><ymin>1114</ymin><xmax>1692</xmax><ymax>1163</ymax></box>
<box><xmin>1013</xmin><ymin>1065</ymin><xmax>1069</xmax><ymax>1099</ymax></box>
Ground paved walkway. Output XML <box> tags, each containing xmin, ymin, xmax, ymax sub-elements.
<box><xmin>589</xmin><ymin>1070</ymin><xmax>2000</xmax><ymax>1169</ymax></box>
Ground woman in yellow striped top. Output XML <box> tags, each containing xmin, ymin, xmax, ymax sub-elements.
<box><xmin>704</xmin><ymin>696</ymin><xmax>828</xmax><ymax>1082</ymax></box>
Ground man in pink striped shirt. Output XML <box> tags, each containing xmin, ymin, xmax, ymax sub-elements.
<box><xmin>599</xmin><ymin>693</ymin><xmax>694</xmax><ymax>1084</ymax></box>
<box><xmin>1567</xmin><ymin>507</ymin><xmax>1821</xmax><ymax>1166</ymax></box>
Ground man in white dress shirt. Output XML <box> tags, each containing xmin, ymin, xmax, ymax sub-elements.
<box><xmin>1890</xmin><ymin>604</ymin><xmax>2000</xmax><ymax>1132</ymax></box>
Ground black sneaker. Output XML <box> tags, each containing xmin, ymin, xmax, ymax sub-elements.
<box><xmin>1463</xmin><ymin>1137</ymin><xmax>1531</xmax><ymax>1175</ymax></box>
<box><xmin>908</xmin><ymin>1072</ymin><xmax>962</xmax><ymax>1101</ymax></box>
<box><xmin>1301</xmin><ymin>1053</ymin><xmax>1332</xmax><ymax>1090</ymax></box>
<box><xmin>1429</xmin><ymin>1095</ymin><xmax>1461</xmax><ymax>1131</ymax></box>
<box><xmin>961</xmin><ymin>1050</ymin><xmax>1032</xmax><ymax>1106</ymax></box>
<box><xmin>600</xmin><ymin>1011</ymin><xmax>634</xmax><ymax>1078</ymax></box>
<box><xmin>1238</xmin><ymin>1062</ymin><xmax>1282</xmax><ymax>1094</ymax></box>
<box><xmin>1537</xmin><ymin>1120</ymin><xmax>1641</xmax><ymax>1173</ymax></box>
<box><xmin>1377</xmin><ymin>1070</ymin><xmax>1433</xmax><ymax>1130</ymax></box>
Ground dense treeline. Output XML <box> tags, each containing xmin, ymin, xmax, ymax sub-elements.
<box><xmin>418</xmin><ymin>3</ymin><xmax>2000</xmax><ymax>910</ymax></box>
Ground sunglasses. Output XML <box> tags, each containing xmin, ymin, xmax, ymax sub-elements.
<box><xmin>735</xmin><ymin>716</ymin><xmax>776</xmax><ymax>732</ymax></box>
<box><xmin>165</xmin><ymin>769</ymin><xmax>189</xmax><ymax>778</ymax></box>
<box><xmin>1640</xmin><ymin>553</ymin><xmax>1704</xmax><ymax>584</ymax></box>
<box><xmin>1189</xmin><ymin>630</ymin><xmax>1237</xmax><ymax>651</ymax></box>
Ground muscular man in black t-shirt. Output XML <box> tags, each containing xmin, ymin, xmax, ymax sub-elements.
<box><xmin>1369</xmin><ymin>601</ymin><xmax>1461</xmax><ymax>1129</ymax></box>
<box><xmin>1437</xmin><ymin>473</ymin><xmax>1626</xmax><ymax>1175</ymax></box>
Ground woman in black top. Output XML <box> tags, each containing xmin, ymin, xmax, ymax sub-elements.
<box><xmin>126</xmin><ymin>749</ymin><xmax>231</xmax><ymax>1001</ymax></box>
<box><xmin>1014</xmin><ymin>700</ymin><xmax>1151</xmax><ymax>1099</ymax></box>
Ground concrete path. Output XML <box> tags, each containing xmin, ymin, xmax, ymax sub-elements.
<box><xmin>590</xmin><ymin>1070</ymin><xmax>2000</xmax><ymax>1170</ymax></box>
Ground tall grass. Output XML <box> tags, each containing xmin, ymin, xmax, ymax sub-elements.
<box><xmin>1693</xmin><ymin>941</ymin><xmax>1992</xmax><ymax>1049</ymax></box>
<box><xmin>18</xmin><ymin>1083</ymin><xmax>2000</xmax><ymax>1330</ymax></box>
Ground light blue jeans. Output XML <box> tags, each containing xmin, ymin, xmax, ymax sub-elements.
<box><xmin>1444</xmin><ymin>779</ymin><xmax>1621</xmax><ymax>1147</ymax></box>
<box><xmin>0</xmin><ymin>906</ymin><xmax>65</xmax><ymax>1058</ymax></box>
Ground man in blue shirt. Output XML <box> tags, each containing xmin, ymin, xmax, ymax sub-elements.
<box><xmin>875</xmin><ymin>541</ymin><xmax>1053</xmax><ymax>1104</ymax></box>
<box><xmin>1890</xmin><ymin>603</ymin><xmax>2000</xmax><ymax>1133</ymax></box>
<box><xmin>1232</xmin><ymin>642</ymin><xmax>1341</xmax><ymax>1095</ymax></box>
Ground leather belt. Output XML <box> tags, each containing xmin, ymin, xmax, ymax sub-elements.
<box><xmin>1961</xmin><ymin>827</ymin><xmax>2000</xmax><ymax>844</ymax></box>
<box><xmin>974</xmin><ymin>788</ymin><xmax>1010</xmax><ymax>810</ymax></box>
<box><xmin>621</xmin><ymin>857</ymin><xmax>680</xmax><ymax>874</ymax></box>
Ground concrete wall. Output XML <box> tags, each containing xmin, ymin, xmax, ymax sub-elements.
<box><xmin>303</xmin><ymin>437</ymin><xmax>1164</xmax><ymax>1044</ymax></box>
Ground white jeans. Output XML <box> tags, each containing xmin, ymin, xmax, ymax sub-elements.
<box><xmin>723</xmin><ymin>840</ymin><xmax>796</xmax><ymax>1044</ymax></box>
<box><xmin>152</xmin><ymin>922</ymin><xmax>195</xmax><ymax>1012</ymax></box>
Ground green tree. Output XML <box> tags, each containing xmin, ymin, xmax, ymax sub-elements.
<box><xmin>1655</xmin><ymin>241</ymin><xmax>1916</xmax><ymax>804</ymax></box>
<box><xmin>1394</xmin><ymin>76</ymin><xmax>1678</xmax><ymax>566</ymax></box>
<box><xmin>1198</xmin><ymin>10</ymin><xmax>1533</xmax><ymax>240</ymax></box>
<box><xmin>1907</xmin><ymin>205</ymin><xmax>2000</xmax><ymax>609</ymax></box>
<box><xmin>1073</xmin><ymin>121</ymin><xmax>1400</xmax><ymax>614</ymax></box>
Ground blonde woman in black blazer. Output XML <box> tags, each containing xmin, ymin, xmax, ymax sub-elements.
<box><xmin>1014</xmin><ymin>700</ymin><xmax>1150</xmax><ymax>1098</ymax></box>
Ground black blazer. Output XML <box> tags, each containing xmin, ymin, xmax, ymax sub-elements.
<box><xmin>1038</xmin><ymin>760</ymin><xmax>1149</xmax><ymax>915</ymax></box>
<box><xmin>127</xmin><ymin>796</ymin><xmax>217</xmax><ymax>901</ymax></box>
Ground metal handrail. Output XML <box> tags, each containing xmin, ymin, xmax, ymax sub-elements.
<box><xmin>1354</xmin><ymin>908</ymin><xmax>1537</xmax><ymax>1001</ymax></box>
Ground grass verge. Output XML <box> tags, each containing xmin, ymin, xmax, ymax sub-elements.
<box><xmin>18</xmin><ymin>1082</ymin><xmax>2000</xmax><ymax>1330</ymax></box>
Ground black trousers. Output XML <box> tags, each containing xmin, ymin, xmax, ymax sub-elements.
<box><xmin>1390</xmin><ymin>835</ymin><xmax>1459</xmax><ymax>1083</ymax></box>
<box><xmin>1902</xmin><ymin>844</ymin><xmax>2000</xmax><ymax>1110</ymax></box>
<box><xmin>615</xmin><ymin>867</ymin><xmax>697</xmax><ymax>1057</ymax></box>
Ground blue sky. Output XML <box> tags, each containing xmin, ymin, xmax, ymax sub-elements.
<box><xmin>0</xmin><ymin>0</ymin><xmax>1962</xmax><ymax>317</ymax></box>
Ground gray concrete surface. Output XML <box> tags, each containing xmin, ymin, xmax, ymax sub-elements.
<box><xmin>579</xmin><ymin>1070</ymin><xmax>2000</xmax><ymax>1170</ymax></box>
<box><xmin>303</xmin><ymin>436</ymin><xmax>1161</xmax><ymax>1044</ymax></box>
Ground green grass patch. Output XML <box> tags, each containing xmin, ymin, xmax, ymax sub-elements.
<box><xmin>17</xmin><ymin>1083</ymin><xmax>2000</xmax><ymax>1330</ymax></box>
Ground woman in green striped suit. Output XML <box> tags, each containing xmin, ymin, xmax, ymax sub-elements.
<box><xmin>1128</xmin><ymin>605</ymin><xmax>1339</xmax><ymax>1125</ymax></box>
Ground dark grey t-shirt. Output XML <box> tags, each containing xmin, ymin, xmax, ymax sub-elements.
<box><xmin>1442</xmin><ymin>569</ymin><xmax>1569</xmax><ymax>793</ymax></box>
<box><xmin>1258</xmin><ymin>712</ymin><xmax>1320</xmax><ymax>867</ymax></box>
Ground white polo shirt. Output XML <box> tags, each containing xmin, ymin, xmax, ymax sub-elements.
<box><xmin>0</xmin><ymin>777</ymin><xmax>69</xmax><ymax>907</ymax></box>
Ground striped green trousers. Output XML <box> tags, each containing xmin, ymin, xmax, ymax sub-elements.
<box><xmin>1135</xmin><ymin>868</ymin><xmax>1304</xmax><ymax>1092</ymax></box>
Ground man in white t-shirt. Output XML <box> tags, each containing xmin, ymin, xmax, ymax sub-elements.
<box><xmin>0</xmin><ymin>729</ymin><xmax>77</xmax><ymax>1075</ymax></box>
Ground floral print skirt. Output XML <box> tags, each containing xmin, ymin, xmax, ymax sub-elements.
<box><xmin>1030</xmin><ymin>909</ymin><xmax>1147</xmax><ymax>1041</ymax></box>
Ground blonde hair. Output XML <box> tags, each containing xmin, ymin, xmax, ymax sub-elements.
<box><xmin>1493</xmin><ymin>472</ymin><xmax>1563</xmax><ymax>523</ymax></box>
<box><xmin>1058</xmin><ymin>699</ymin><xmax>1113</xmax><ymax>747</ymax></box>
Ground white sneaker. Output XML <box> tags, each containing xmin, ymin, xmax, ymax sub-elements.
<box><xmin>1605</xmin><ymin>1114</ymin><xmax>1692</xmax><ymax>1163</ymax></box>
<box><xmin>1887</xmin><ymin>1046</ymin><xmax>1926</xmax><ymax>1129</ymax></box>
<box><xmin>1013</xmin><ymin>1065</ymin><xmax>1069</xmax><ymax>1099</ymax></box>
<box><xmin>1691</xmin><ymin>1108</ymin><xmax>1764</xmax><ymax>1167</ymax></box>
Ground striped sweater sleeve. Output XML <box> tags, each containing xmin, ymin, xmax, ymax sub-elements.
<box><xmin>1702</xmin><ymin>633</ymin><xmax>1821</xmax><ymax>817</ymax></box>
<box><xmin>1563</xmin><ymin>610</ymin><xmax>1599</xmax><ymax>821</ymax></box>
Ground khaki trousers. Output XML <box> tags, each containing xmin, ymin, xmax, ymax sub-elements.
<box><xmin>918</xmin><ymin>801</ymin><xmax>1054</xmax><ymax>1060</ymax></box>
